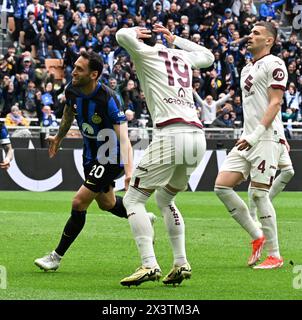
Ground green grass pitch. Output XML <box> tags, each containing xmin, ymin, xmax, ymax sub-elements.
<box><xmin>0</xmin><ymin>191</ymin><xmax>302</xmax><ymax>300</ymax></box>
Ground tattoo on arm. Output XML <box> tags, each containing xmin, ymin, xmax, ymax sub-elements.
<box><xmin>57</xmin><ymin>105</ymin><xmax>75</xmax><ymax>140</ymax></box>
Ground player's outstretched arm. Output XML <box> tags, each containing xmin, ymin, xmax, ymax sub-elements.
<box><xmin>47</xmin><ymin>104</ymin><xmax>74</xmax><ymax>158</ymax></box>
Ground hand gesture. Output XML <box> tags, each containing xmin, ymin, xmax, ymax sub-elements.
<box><xmin>153</xmin><ymin>23</ymin><xmax>175</xmax><ymax>43</ymax></box>
<box><xmin>134</xmin><ymin>27</ymin><xmax>152</xmax><ymax>40</ymax></box>
<box><xmin>47</xmin><ymin>135</ymin><xmax>61</xmax><ymax>158</ymax></box>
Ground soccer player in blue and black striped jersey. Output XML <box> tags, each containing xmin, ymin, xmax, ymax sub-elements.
<box><xmin>34</xmin><ymin>51</ymin><xmax>134</xmax><ymax>271</ymax></box>
<box><xmin>0</xmin><ymin>122</ymin><xmax>13</xmax><ymax>170</ymax></box>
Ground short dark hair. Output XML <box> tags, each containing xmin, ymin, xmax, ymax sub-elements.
<box><xmin>142</xmin><ymin>31</ymin><xmax>158</xmax><ymax>47</ymax></box>
<box><xmin>80</xmin><ymin>51</ymin><xmax>103</xmax><ymax>78</ymax></box>
<box><xmin>254</xmin><ymin>21</ymin><xmax>277</xmax><ymax>42</ymax></box>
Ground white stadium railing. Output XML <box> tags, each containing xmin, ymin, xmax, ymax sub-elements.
<box><xmin>1</xmin><ymin>118</ymin><xmax>302</xmax><ymax>140</ymax></box>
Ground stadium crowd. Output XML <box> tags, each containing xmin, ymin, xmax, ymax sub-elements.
<box><xmin>0</xmin><ymin>0</ymin><xmax>301</xmax><ymax>132</ymax></box>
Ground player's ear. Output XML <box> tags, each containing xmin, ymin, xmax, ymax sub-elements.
<box><xmin>90</xmin><ymin>70</ymin><xmax>99</xmax><ymax>81</ymax></box>
<box><xmin>266</xmin><ymin>36</ymin><xmax>274</xmax><ymax>47</ymax></box>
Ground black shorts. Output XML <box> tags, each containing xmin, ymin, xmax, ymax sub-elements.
<box><xmin>83</xmin><ymin>161</ymin><xmax>124</xmax><ymax>193</ymax></box>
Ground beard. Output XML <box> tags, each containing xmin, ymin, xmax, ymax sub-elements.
<box><xmin>72</xmin><ymin>76</ymin><xmax>91</xmax><ymax>87</ymax></box>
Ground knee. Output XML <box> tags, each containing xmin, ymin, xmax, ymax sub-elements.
<box><xmin>214</xmin><ymin>186</ymin><xmax>232</xmax><ymax>197</ymax></box>
<box><xmin>72</xmin><ymin>197</ymin><xmax>87</xmax><ymax>211</ymax></box>
<box><xmin>98</xmin><ymin>198</ymin><xmax>115</xmax><ymax>211</ymax></box>
<box><xmin>250</xmin><ymin>188</ymin><xmax>268</xmax><ymax>202</ymax></box>
<box><xmin>123</xmin><ymin>189</ymin><xmax>135</xmax><ymax>210</ymax></box>
<box><xmin>282</xmin><ymin>167</ymin><xmax>295</xmax><ymax>180</ymax></box>
<box><xmin>123</xmin><ymin>187</ymin><xmax>149</xmax><ymax>210</ymax></box>
<box><xmin>155</xmin><ymin>189</ymin><xmax>173</xmax><ymax>209</ymax></box>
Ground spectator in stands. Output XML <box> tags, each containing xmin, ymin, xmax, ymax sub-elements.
<box><xmin>63</xmin><ymin>37</ymin><xmax>79</xmax><ymax>82</ymax></box>
<box><xmin>1</xmin><ymin>0</ymin><xmax>14</xmax><ymax>38</ymax></box>
<box><xmin>19</xmin><ymin>55</ymin><xmax>35</xmax><ymax>81</ymax></box>
<box><xmin>69</xmin><ymin>13</ymin><xmax>84</xmax><ymax>38</ymax></box>
<box><xmin>40</xmin><ymin>105</ymin><xmax>58</xmax><ymax>127</ymax></box>
<box><xmin>284</xmin><ymin>83</ymin><xmax>300</xmax><ymax>112</ymax></box>
<box><xmin>221</xmin><ymin>112</ymin><xmax>234</xmax><ymax>127</ymax></box>
<box><xmin>239</xmin><ymin>1</ymin><xmax>258</xmax><ymax>23</ymax></box>
<box><xmin>51</xmin><ymin>19</ymin><xmax>68</xmax><ymax>59</ymax></box>
<box><xmin>4</xmin><ymin>46</ymin><xmax>17</xmax><ymax>77</ymax></box>
<box><xmin>287</xmin><ymin>62</ymin><xmax>299</xmax><ymax>86</ymax></box>
<box><xmin>5</xmin><ymin>103</ymin><xmax>30</xmax><ymax>126</ymax></box>
<box><xmin>283</xmin><ymin>33</ymin><xmax>301</xmax><ymax>58</ymax></box>
<box><xmin>21</xmin><ymin>80</ymin><xmax>37</xmax><ymax>117</ymax></box>
<box><xmin>193</xmin><ymin>89</ymin><xmax>235</xmax><ymax>125</ymax></box>
<box><xmin>84</xmin><ymin>30</ymin><xmax>98</xmax><ymax>49</ymax></box>
<box><xmin>1</xmin><ymin>78</ymin><xmax>19</xmax><ymax>116</ymax></box>
<box><xmin>151</xmin><ymin>2</ymin><xmax>167</xmax><ymax>24</ymax></box>
<box><xmin>76</xmin><ymin>3</ymin><xmax>89</xmax><ymax>29</ymax></box>
<box><xmin>22</xmin><ymin>11</ymin><xmax>41</xmax><ymax>53</ymax></box>
<box><xmin>232</xmin><ymin>95</ymin><xmax>244</xmax><ymax>123</ymax></box>
<box><xmin>26</xmin><ymin>0</ymin><xmax>44</xmax><ymax>18</ymax></box>
<box><xmin>259</xmin><ymin>0</ymin><xmax>286</xmax><ymax>21</ymax></box>
<box><xmin>87</xmin><ymin>15</ymin><xmax>101</xmax><ymax>36</ymax></box>
<box><xmin>36</xmin><ymin>27</ymin><xmax>51</xmax><ymax>66</ymax></box>
<box><xmin>12</xmin><ymin>0</ymin><xmax>28</xmax><ymax>46</ymax></box>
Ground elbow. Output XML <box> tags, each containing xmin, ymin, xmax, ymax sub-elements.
<box><xmin>209</xmin><ymin>53</ymin><xmax>215</xmax><ymax>66</ymax></box>
<box><xmin>115</xmin><ymin>29</ymin><xmax>123</xmax><ymax>43</ymax></box>
<box><xmin>205</xmin><ymin>53</ymin><xmax>215</xmax><ymax>68</ymax></box>
<box><xmin>115</xmin><ymin>28</ymin><xmax>126</xmax><ymax>43</ymax></box>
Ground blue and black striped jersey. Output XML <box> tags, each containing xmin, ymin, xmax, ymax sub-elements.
<box><xmin>64</xmin><ymin>81</ymin><xmax>127</xmax><ymax>166</ymax></box>
<box><xmin>0</xmin><ymin>123</ymin><xmax>10</xmax><ymax>145</ymax></box>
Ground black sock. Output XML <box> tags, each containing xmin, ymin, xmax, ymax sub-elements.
<box><xmin>108</xmin><ymin>196</ymin><xmax>127</xmax><ymax>218</ymax></box>
<box><xmin>55</xmin><ymin>210</ymin><xmax>86</xmax><ymax>256</ymax></box>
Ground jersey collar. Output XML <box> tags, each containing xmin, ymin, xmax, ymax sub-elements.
<box><xmin>79</xmin><ymin>81</ymin><xmax>101</xmax><ymax>98</ymax></box>
<box><xmin>252</xmin><ymin>53</ymin><xmax>271</xmax><ymax>65</ymax></box>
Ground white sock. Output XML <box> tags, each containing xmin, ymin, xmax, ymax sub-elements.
<box><xmin>215</xmin><ymin>187</ymin><xmax>263</xmax><ymax>240</ymax></box>
<box><xmin>155</xmin><ymin>187</ymin><xmax>186</xmax><ymax>267</ymax></box>
<box><xmin>250</xmin><ymin>188</ymin><xmax>280</xmax><ymax>258</ymax></box>
<box><xmin>123</xmin><ymin>187</ymin><xmax>158</xmax><ymax>268</ymax></box>
<box><xmin>269</xmin><ymin>166</ymin><xmax>294</xmax><ymax>200</ymax></box>
<box><xmin>248</xmin><ymin>184</ymin><xmax>258</xmax><ymax>223</ymax></box>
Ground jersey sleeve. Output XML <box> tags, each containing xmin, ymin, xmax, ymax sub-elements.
<box><xmin>0</xmin><ymin>124</ymin><xmax>11</xmax><ymax>145</ymax></box>
<box><xmin>267</xmin><ymin>60</ymin><xmax>288</xmax><ymax>91</ymax></box>
<box><xmin>173</xmin><ymin>36</ymin><xmax>214</xmax><ymax>69</ymax></box>
<box><xmin>115</xmin><ymin>27</ymin><xmax>151</xmax><ymax>59</ymax></box>
<box><xmin>107</xmin><ymin>96</ymin><xmax>127</xmax><ymax>125</ymax></box>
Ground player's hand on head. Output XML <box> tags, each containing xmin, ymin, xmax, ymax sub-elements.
<box><xmin>153</xmin><ymin>23</ymin><xmax>175</xmax><ymax>43</ymax></box>
<box><xmin>135</xmin><ymin>27</ymin><xmax>152</xmax><ymax>40</ymax></box>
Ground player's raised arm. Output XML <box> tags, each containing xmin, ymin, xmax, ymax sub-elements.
<box><xmin>152</xmin><ymin>23</ymin><xmax>214</xmax><ymax>69</ymax></box>
<box><xmin>47</xmin><ymin>104</ymin><xmax>75</xmax><ymax>158</ymax></box>
<box><xmin>116</xmin><ymin>27</ymin><xmax>151</xmax><ymax>56</ymax></box>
